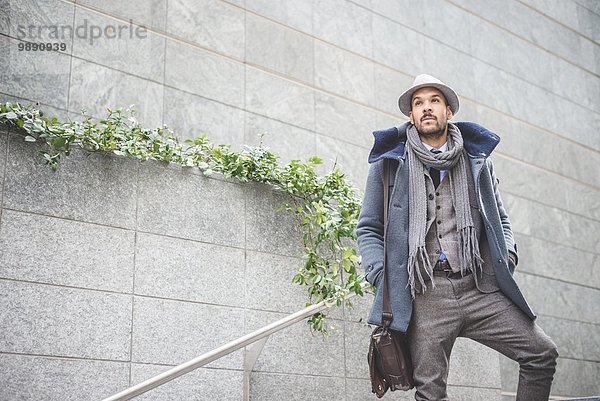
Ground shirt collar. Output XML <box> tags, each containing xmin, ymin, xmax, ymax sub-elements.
<box><xmin>422</xmin><ymin>141</ymin><xmax>448</xmax><ymax>153</ymax></box>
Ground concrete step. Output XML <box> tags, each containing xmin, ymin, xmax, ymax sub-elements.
<box><xmin>504</xmin><ymin>395</ymin><xmax>600</xmax><ymax>401</ymax></box>
<box><xmin>558</xmin><ymin>398</ymin><xmax>600</xmax><ymax>401</ymax></box>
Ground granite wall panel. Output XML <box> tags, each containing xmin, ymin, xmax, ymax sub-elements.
<box><xmin>462</xmin><ymin>99</ymin><xmax>600</xmax><ymax>188</ymax></box>
<box><xmin>344</xmin><ymin>320</ymin><xmax>372</xmax><ymax>379</ymax></box>
<box><xmin>314</xmin><ymin>41</ymin><xmax>375</xmax><ymax>106</ymax></box>
<box><xmin>245</xmin><ymin>250</ymin><xmax>306</xmax><ymax>313</ymax></box>
<box><xmin>373</xmin><ymin>65</ymin><xmax>413</xmax><ymax>117</ymax></box>
<box><xmin>243</xmin><ymin>0</ymin><xmax>313</xmax><ymax>34</ymax></box>
<box><xmin>4</xmin><ymin>135</ymin><xmax>138</xmax><ymax>229</ymax></box>
<box><xmin>376</xmin><ymin>111</ymin><xmax>405</xmax><ymax>131</ymax></box>
<box><xmin>134</xmin><ymin>232</ymin><xmax>246</xmax><ymax>307</ymax></box>
<box><xmin>492</xmin><ymin>155</ymin><xmax>600</xmax><ymax>221</ymax></box>
<box><xmin>165</xmin><ymin>0</ymin><xmax>245</xmax><ymax>59</ymax></box>
<box><xmin>504</xmin><ymin>193</ymin><xmax>600</xmax><ymax>255</ymax></box>
<box><xmin>1</xmin><ymin>35</ymin><xmax>71</xmax><ymax>110</ymax></box>
<box><xmin>163</xmin><ymin>87</ymin><xmax>245</xmax><ymax>145</ymax></box>
<box><xmin>315</xmin><ymin>134</ymin><xmax>370</xmax><ymax>190</ymax></box>
<box><xmin>3</xmin><ymin>0</ymin><xmax>75</xmax><ymax>48</ymax></box>
<box><xmin>250</xmin><ymin>372</ymin><xmax>345</xmax><ymax>401</ymax></box>
<box><xmin>447</xmin><ymin>339</ymin><xmax>502</xmax><ymax>388</ymax></box>
<box><xmin>244</xmin><ymin>112</ymin><xmax>316</xmax><ymax>164</ymax></box>
<box><xmin>374</xmin><ymin>0</ymin><xmax>600</xmax><ymax>114</ymax></box>
<box><xmin>501</xmin><ymin>353</ymin><xmax>600</xmax><ymax>398</ymax></box>
<box><xmin>0</xmin><ymin>210</ymin><xmax>135</xmax><ymax>292</ymax></box>
<box><xmin>165</xmin><ymin>40</ymin><xmax>245</xmax><ymax>109</ymax></box>
<box><xmin>131</xmin><ymin>296</ymin><xmax>244</xmax><ymax>369</ymax></box>
<box><xmin>136</xmin><ymin>162</ymin><xmax>246</xmax><ymax>248</ymax></box>
<box><xmin>245</xmin><ymin>13</ymin><xmax>314</xmax><ymax>84</ymax></box>
<box><xmin>69</xmin><ymin>58</ymin><xmax>164</xmax><ymax>127</ymax></box>
<box><xmin>0</xmin><ymin>280</ymin><xmax>132</xmax><ymax>360</ymax></box>
<box><xmin>315</xmin><ymin>92</ymin><xmax>376</xmax><ymax>149</ymax></box>
<box><xmin>519</xmin><ymin>273</ymin><xmax>600</xmax><ymax>325</ymax></box>
<box><xmin>77</xmin><ymin>0</ymin><xmax>168</xmax><ymax>31</ymax></box>
<box><xmin>72</xmin><ymin>7</ymin><xmax>165</xmax><ymax>82</ymax></box>
<box><xmin>313</xmin><ymin>0</ymin><xmax>373</xmax><ymax>57</ymax></box>
<box><xmin>452</xmin><ymin>0</ymin><xmax>598</xmax><ymax>75</ymax></box>
<box><xmin>472</xmin><ymin>59</ymin><xmax>598</xmax><ymax>150</ymax></box>
<box><xmin>245</xmin><ymin>67</ymin><xmax>315</xmax><ymax>131</ymax></box>
<box><xmin>0</xmin><ymin>354</ymin><xmax>129</xmax><ymax>401</ymax></box>
<box><xmin>244</xmin><ymin>182</ymin><xmax>303</xmax><ymax>257</ymax></box>
<box><xmin>0</xmin><ymin>1</ymin><xmax>8</xmax><ymax>36</ymax></box>
<box><xmin>5</xmin><ymin>0</ymin><xmax>75</xmax><ymax>50</ymax></box>
<box><xmin>245</xmin><ymin>309</ymin><xmax>345</xmax><ymax>376</ymax></box>
<box><xmin>519</xmin><ymin>0</ymin><xmax>599</xmax><ymax>43</ymax></box>
<box><xmin>372</xmin><ymin>13</ymin><xmax>426</xmax><ymax>77</ymax></box>
<box><xmin>515</xmin><ymin>234</ymin><xmax>599</xmax><ymax>289</ymax></box>
<box><xmin>343</xmin><ymin>290</ymin><xmax>374</xmax><ymax>324</ymax></box>
<box><xmin>551</xmin><ymin>357</ymin><xmax>600</xmax><ymax>397</ymax></box>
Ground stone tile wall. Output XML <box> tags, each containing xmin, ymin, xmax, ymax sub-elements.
<box><xmin>1</xmin><ymin>0</ymin><xmax>598</xmax><ymax>399</ymax></box>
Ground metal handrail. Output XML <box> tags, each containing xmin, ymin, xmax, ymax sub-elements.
<box><xmin>102</xmin><ymin>285</ymin><xmax>367</xmax><ymax>401</ymax></box>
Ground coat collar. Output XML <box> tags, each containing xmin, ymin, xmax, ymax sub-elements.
<box><xmin>368</xmin><ymin>121</ymin><xmax>500</xmax><ymax>164</ymax></box>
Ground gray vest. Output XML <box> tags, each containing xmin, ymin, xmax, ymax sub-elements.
<box><xmin>424</xmin><ymin>172</ymin><xmax>465</xmax><ymax>273</ymax></box>
<box><xmin>420</xmin><ymin>158</ymin><xmax>500</xmax><ymax>293</ymax></box>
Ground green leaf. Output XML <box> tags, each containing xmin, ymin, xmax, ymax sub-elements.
<box><xmin>52</xmin><ymin>137</ymin><xmax>66</xmax><ymax>148</ymax></box>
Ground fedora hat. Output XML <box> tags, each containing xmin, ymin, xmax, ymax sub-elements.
<box><xmin>398</xmin><ymin>74</ymin><xmax>460</xmax><ymax>117</ymax></box>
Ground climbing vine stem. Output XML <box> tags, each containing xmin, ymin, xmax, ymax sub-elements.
<box><xmin>0</xmin><ymin>102</ymin><xmax>366</xmax><ymax>332</ymax></box>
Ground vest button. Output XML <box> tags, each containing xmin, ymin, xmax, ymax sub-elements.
<box><xmin>436</xmin><ymin>206</ymin><xmax>441</xmax><ymax>210</ymax></box>
<box><xmin>438</xmin><ymin>235</ymin><xmax>442</xmax><ymax>239</ymax></box>
<box><xmin>428</xmin><ymin>194</ymin><xmax>434</xmax><ymax>200</ymax></box>
<box><xmin>435</xmin><ymin>192</ymin><xmax>440</xmax><ymax>196</ymax></box>
<box><xmin>437</xmin><ymin>220</ymin><xmax>441</xmax><ymax>225</ymax></box>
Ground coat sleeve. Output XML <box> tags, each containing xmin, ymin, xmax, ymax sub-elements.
<box><xmin>356</xmin><ymin>160</ymin><xmax>385</xmax><ymax>286</ymax></box>
<box><xmin>487</xmin><ymin>159</ymin><xmax>519</xmax><ymax>269</ymax></box>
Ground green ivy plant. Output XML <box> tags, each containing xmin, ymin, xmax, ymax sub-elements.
<box><xmin>0</xmin><ymin>101</ymin><xmax>366</xmax><ymax>332</ymax></box>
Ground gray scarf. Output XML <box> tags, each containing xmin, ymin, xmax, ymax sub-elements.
<box><xmin>406</xmin><ymin>123</ymin><xmax>483</xmax><ymax>297</ymax></box>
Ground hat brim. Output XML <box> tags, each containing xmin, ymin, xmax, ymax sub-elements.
<box><xmin>398</xmin><ymin>83</ymin><xmax>460</xmax><ymax>117</ymax></box>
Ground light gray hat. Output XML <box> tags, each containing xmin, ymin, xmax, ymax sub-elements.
<box><xmin>398</xmin><ymin>74</ymin><xmax>460</xmax><ymax>117</ymax></box>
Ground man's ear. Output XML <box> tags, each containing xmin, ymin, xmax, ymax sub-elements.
<box><xmin>446</xmin><ymin>106</ymin><xmax>453</xmax><ymax>120</ymax></box>
<box><xmin>409</xmin><ymin>111</ymin><xmax>415</xmax><ymax>124</ymax></box>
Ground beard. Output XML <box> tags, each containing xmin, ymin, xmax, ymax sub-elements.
<box><xmin>415</xmin><ymin>116</ymin><xmax>447</xmax><ymax>139</ymax></box>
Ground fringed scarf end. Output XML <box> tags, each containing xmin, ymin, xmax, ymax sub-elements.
<box><xmin>407</xmin><ymin>246</ymin><xmax>435</xmax><ymax>298</ymax></box>
<box><xmin>459</xmin><ymin>226</ymin><xmax>484</xmax><ymax>283</ymax></box>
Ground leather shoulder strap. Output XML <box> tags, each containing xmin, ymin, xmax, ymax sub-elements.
<box><xmin>382</xmin><ymin>159</ymin><xmax>392</xmax><ymax>327</ymax></box>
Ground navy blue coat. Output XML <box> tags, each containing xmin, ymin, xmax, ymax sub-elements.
<box><xmin>356</xmin><ymin>121</ymin><xmax>536</xmax><ymax>332</ymax></box>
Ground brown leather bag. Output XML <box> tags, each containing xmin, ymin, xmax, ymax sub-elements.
<box><xmin>367</xmin><ymin>159</ymin><xmax>414</xmax><ymax>398</ymax></box>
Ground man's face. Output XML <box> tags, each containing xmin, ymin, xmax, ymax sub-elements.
<box><xmin>409</xmin><ymin>87</ymin><xmax>453</xmax><ymax>138</ymax></box>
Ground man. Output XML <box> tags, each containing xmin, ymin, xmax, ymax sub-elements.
<box><xmin>357</xmin><ymin>74</ymin><xmax>558</xmax><ymax>401</ymax></box>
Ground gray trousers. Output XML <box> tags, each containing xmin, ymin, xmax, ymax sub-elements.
<box><xmin>407</xmin><ymin>271</ymin><xmax>558</xmax><ymax>401</ymax></box>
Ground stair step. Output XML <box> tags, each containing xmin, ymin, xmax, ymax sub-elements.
<box><xmin>558</xmin><ymin>398</ymin><xmax>600</xmax><ymax>401</ymax></box>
